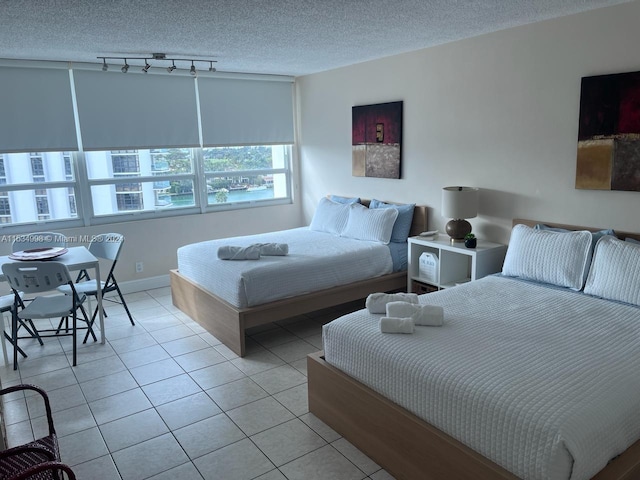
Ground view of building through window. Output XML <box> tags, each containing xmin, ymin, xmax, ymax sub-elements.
<box><xmin>0</xmin><ymin>145</ymin><xmax>291</xmax><ymax>227</ymax></box>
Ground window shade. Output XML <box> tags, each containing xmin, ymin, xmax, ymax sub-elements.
<box><xmin>199</xmin><ymin>78</ymin><xmax>294</xmax><ymax>146</ymax></box>
<box><xmin>0</xmin><ymin>67</ymin><xmax>78</xmax><ymax>152</ymax></box>
<box><xmin>74</xmin><ymin>70</ymin><xmax>200</xmax><ymax>150</ymax></box>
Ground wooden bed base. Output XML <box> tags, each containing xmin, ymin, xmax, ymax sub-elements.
<box><xmin>170</xmin><ymin>203</ymin><xmax>428</xmax><ymax>357</ymax></box>
<box><xmin>307</xmin><ymin>219</ymin><xmax>640</xmax><ymax>480</ymax></box>
<box><xmin>170</xmin><ymin>268</ymin><xmax>407</xmax><ymax>356</ymax></box>
<box><xmin>307</xmin><ymin>351</ymin><xmax>640</xmax><ymax>480</ymax></box>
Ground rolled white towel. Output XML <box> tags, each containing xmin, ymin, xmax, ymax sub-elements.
<box><xmin>386</xmin><ymin>302</ymin><xmax>444</xmax><ymax>326</ymax></box>
<box><xmin>366</xmin><ymin>292</ymin><xmax>419</xmax><ymax>314</ymax></box>
<box><xmin>380</xmin><ymin>317</ymin><xmax>415</xmax><ymax>334</ymax></box>
<box><xmin>254</xmin><ymin>243</ymin><xmax>289</xmax><ymax>256</ymax></box>
<box><xmin>217</xmin><ymin>245</ymin><xmax>261</xmax><ymax>260</ymax></box>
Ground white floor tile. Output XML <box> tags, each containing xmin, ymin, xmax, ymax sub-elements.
<box><xmin>173</xmin><ymin>413</ymin><xmax>245</xmax><ymax>459</ymax></box>
<box><xmin>193</xmin><ymin>438</ymin><xmax>274</xmax><ymax>480</ymax></box>
<box><xmin>156</xmin><ymin>391</ymin><xmax>222</xmax><ymax>430</ymax></box>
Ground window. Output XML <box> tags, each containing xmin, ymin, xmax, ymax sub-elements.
<box><xmin>203</xmin><ymin>146</ymin><xmax>291</xmax><ymax>206</ymax></box>
<box><xmin>0</xmin><ymin>151</ymin><xmax>79</xmax><ymax>227</ymax></box>
<box><xmin>0</xmin><ymin>144</ymin><xmax>292</xmax><ymax>229</ymax></box>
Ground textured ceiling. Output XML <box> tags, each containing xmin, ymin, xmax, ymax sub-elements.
<box><xmin>0</xmin><ymin>0</ymin><xmax>632</xmax><ymax>76</ymax></box>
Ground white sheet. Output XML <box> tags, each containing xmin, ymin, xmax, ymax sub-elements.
<box><xmin>177</xmin><ymin>227</ymin><xmax>393</xmax><ymax>308</ymax></box>
<box><xmin>323</xmin><ymin>275</ymin><xmax>640</xmax><ymax>480</ymax></box>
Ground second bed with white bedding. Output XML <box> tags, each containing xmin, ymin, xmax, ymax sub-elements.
<box><xmin>322</xmin><ymin>275</ymin><xmax>640</xmax><ymax>480</ymax></box>
<box><xmin>177</xmin><ymin>227</ymin><xmax>396</xmax><ymax>308</ymax></box>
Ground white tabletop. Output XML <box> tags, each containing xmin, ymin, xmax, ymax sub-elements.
<box><xmin>0</xmin><ymin>246</ymin><xmax>98</xmax><ymax>282</ymax></box>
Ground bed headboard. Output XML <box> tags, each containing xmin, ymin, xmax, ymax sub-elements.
<box><xmin>513</xmin><ymin>218</ymin><xmax>640</xmax><ymax>243</ymax></box>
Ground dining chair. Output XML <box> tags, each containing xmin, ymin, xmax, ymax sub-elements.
<box><xmin>57</xmin><ymin>233</ymin><xmax>134</xmax><ymax>341</ymax></box>
<box><xmin>11</xmin><ymin>232</ymin><xmax>68</xmax><ymax>253</ymax></box>
<box><xmin>1</xmin><ymin>261</ymin><xmax>94</xmax><ymax>370</ymax></box>
<box><xmin>0</xmin><ymin>384</ymin><xmax>76</xmax><ymax>479</ymax></box>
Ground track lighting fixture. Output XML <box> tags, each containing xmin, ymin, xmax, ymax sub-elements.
<box><xmin>97</xmin><ymin>55</ymin><xmax>217</xmax><ymax>75</ymax></box>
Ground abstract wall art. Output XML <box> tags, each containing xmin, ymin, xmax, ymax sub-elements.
<box><xmin>576</xmin><ymin>70</ymin><xmax>640</xmax><ymax>191</ymax></box>
<box><xmin>352</xmin><ymin>101</ymin><xmax>402</xmax><ymax>179</ymax></box>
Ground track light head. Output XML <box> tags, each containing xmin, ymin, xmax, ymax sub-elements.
<box><xmin>121</xmin><ymin>60</ymin><xmax>129</xmax><ymax>73</ymax></box>
<box><xmin>101</xmin><ymin>58</ymin><xmax>108</xmax><ymax>71</ymax></box>
<box><xmin>167</xmin><ymin>61</ymin><xmax>176</xmax><ymax>73</ymax></box>
<box><xmin>190</xmin><ymin>61</ymin><xmax>196</xmax><ymax>76</ymax></box>
<box><xmin>209</xmin><ymin>61</ymin><xmax>216</xmax><ymax>73</ymax></box>
<box><xmin>142</xmin><ymin>61</ymin><xmax>151</xmax><ymax>73</ymax></box>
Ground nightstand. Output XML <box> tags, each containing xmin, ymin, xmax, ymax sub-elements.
<box><xmin>407</xmin><ymin>235</ymin><xmax>507</xmax><ymax>293</ymax></box>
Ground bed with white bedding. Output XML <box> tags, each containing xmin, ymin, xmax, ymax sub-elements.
<box><xmin>308</xmin><ymin>220</ymin><xmax>640</xmax><ymax>480</ymax></box>
<box><xmin>176</xmin><ymin>227</ymin><xmax>400</xmax><ymax>308</ymax></box>
<box><xmin>171</xmin><ymin>197</ymin><xmax>427</xmax><ymax>356</ymax></box>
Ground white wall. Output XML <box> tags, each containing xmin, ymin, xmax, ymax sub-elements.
<box><xmin>297</xmin><ymin>1</ymin><xmax>640</xmax><ymax>245</ymax></box>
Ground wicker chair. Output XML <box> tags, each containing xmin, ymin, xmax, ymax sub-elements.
<box><xmin>0</xmin><ymin>384</ymin><xmax>75</xmax><ymax>480</ymax></box>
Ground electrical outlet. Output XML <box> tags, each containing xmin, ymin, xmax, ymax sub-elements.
<box><xmin>135</xmin><ymin>261</ymin><xmax>143</xmax><ymax>273</ymax></box>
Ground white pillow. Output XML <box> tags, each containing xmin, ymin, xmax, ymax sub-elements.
<box><xmin>502</xmin><ymin>224</ymin><xmax>592</xmax><ymax>290</ymax></box>
<box><xmin>341</xmin><ymin>203</ymin><xmax>398</xmax><ymax>244</ymax></box>
<box><xmin>584</xmin><ymin>235</ymin><xmax>640</xmax><ymax>306</ymax></box>
<box><xmin>309</xmin><ymin>197</ymin><xmax>350</xmax><ymax>235</ymax></box>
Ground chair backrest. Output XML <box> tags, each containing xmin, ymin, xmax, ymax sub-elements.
<box><xmin>1</xmin><ymin>261</ymin><xmax>72</xmax><ymax>294</ymax></box>
<box><xmin>87</xmin><ymin>233</ymin><xmax>124</xmax><ymax>263</ymax></box>
<box><xmin>12</xmin><ymin>232</ymin><xmax>67</xmax><ymax>253</ymax></box>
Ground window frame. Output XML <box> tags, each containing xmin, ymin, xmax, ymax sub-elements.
<box><xmin>0</xmin><ymin>145</ymin><xmax>294</xmax><ymax>233</ymax></box>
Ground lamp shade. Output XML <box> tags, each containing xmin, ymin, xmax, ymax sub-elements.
<box><xmin>441</xmin><ymin>186</ymin><xmax>478</xmax><ymax>220</ymax></box>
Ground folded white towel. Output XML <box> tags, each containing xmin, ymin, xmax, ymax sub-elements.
<box><xmin>366</xmin><ymin>292</ymin><xmax>419</xmax><ymax>314</ymax></box>
<box><xmin>380</xmin><ymin>317</ymin><xmax>415</xmax><ymax>334</ymax></box>
<box><xmin>254</xmin><ymin>243</ymin><xmax>289</xmax><ymax>256</ymax></box>
<box><xmin>217</xmin><ymin>245</ymin><xmax>261</xmax><ymax>260</ymax></box>
<box><xmin>386</xmin><ymin>301</ymin><xmax>444</xmax><ymax>326</ymax></box>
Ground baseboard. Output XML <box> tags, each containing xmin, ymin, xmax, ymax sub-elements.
<box><xmin>118</xmin><ymin>274</ymin><xmax>170</xmax><ymax>294</ymax></box>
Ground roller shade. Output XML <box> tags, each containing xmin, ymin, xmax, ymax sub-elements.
<box><xmin>74</xmin><ymin>70</ymin><xmax>200</xmax><ymax>150</ymax></box>
<box><xmin>0</xmin><ymin>67</ymin><xmax>78</xmax><ymax>152</ymax></box>
<box><xmin>199</xmin><ymin>77</ymin><xmax>294</xmax><ymax>146</ymax></box>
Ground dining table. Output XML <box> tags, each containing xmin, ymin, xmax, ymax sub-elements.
<box><xmin>0</xmin><ymin>246</ymin><xmax>106</xmax><ymax>345</ymax></box>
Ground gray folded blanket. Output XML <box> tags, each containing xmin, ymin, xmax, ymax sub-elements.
<box><xmin>254</xmin><ymin>243</ymin><xmax>289</xmax><ymax>256</ymax></box>
<box><xmin>217</xmin><ymin>243</ymin><xmax>289</xmax><ymax>260</ymax></box>
<box><xmin>217</xmin><ymin>245</ymin><xmax>261</xmax><ymax>260</ymax></box>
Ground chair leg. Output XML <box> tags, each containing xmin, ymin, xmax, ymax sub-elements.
<box><xmin>115</xmin><ymin>285</ymin><xmax>135</xmax><ymax>326</ymax></box>
<box><xmin>1</xmin><ymin>312</ymin><xmax>8</xmax><ymax>366</ymax></box>
<box><xmin>81</xmin><ymin>303</ymin><xmax>97</xmax><ymax>344</ymax></box>
<box><xmin>72</xmin><ymin>312</ymin><xmax>77</xmax><ymax>367</ymax></box>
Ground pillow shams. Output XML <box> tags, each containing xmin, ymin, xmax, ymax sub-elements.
<box><xmin>584</xmin><ymin>235</ymin><xmax>640</xmax><ymax>306</ymax></box>
<box><xmin>369</xmin><ymin>199</ymin><xmax>416</xmax><ymax>243</ymax></box>
<box><xmin>309</xmin><ymin>197</ymin><xmax>350</xmax><ymax>235</ymax></box>
<box><xmin>341</xmin><ymin>203</ymin><xmax>398</xmax><ymax>244</ymax></box>
<box><xmin>502</xmin><ymin>224</ymin><xmax>592</xmax><ymax>290</ymax></box>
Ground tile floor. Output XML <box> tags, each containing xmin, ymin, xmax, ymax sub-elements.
<box><xmin>0</xmin><ymin>287</ymin><xmax>396</xmax><ymax>480</ymax></box>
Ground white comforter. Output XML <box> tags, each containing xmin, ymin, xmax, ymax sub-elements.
<box><xmin>177</xmin><ymin>227</ymin><xmax>393</xmax><ymax>308</ymax></box>
<box><xmin>323</xmin><ymin>275</ymin><xmax>640</xmax><ymax>480</ymax></box>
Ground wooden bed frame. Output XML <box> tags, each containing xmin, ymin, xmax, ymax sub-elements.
<box><xmin>170</xmin><ymin>202</ymin><xmax>428</xmax><ymax>357</ymax></box>
<box><xmin>307</xmin><ymin>219</ymin><xmax>640</xmax><ymax>480</ymax></box>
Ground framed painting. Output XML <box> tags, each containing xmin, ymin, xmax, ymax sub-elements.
<box><xmin>576</xmin><ymin>70</ymin><xmax>640</xmax><ymax>191</ymax></box>
<box><xmin>352</xmin><ymin>101</ymin><xmax>402</xmax><ymax>179</ymax></box>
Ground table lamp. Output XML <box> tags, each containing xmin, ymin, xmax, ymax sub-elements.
<box><xmin>441</xmin><ymin>186</ymin><xmax>478</xmax><ymax>242</ymax></box>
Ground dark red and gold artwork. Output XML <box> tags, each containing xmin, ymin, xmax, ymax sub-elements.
<box><xmin>352</xmin><ymin>101</ymin><xmax>402</xmax><ymax>179</ymax></box>
<box><xmin>576</xmin><ymin>70</ymin><xmax>640</xmax><ymax>191</ymax></box>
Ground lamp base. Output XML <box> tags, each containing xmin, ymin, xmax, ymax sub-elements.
<box><xmin>445</xmin><ymin>219</ymin><xmax>471</xmax><ymax>242</ymax></box>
